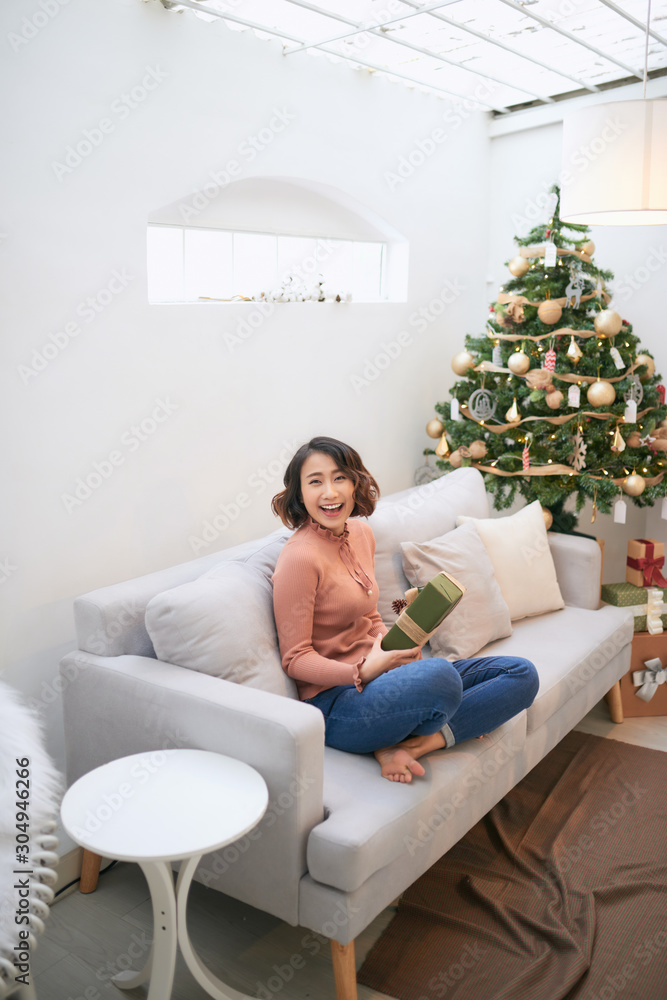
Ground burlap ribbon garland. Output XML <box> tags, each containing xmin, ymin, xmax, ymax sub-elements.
<box><xmin>518</xmin><ymin>245</ymin><xmax>595</xmax><ymax>265</ymax></box>
<box><xmin>487</xmin><ymin>326</ymin><xmax>618</xmax><ymax>344</ymax></box>
<box><xmin>470</xmin><ymin>462</ymin><xmax>665</xmax><ymax>488</ymax></box>
<box><xmin>474</xmin><ymin>360</ymin><xmax>642</xmax><ymax>385</ymax></box>
<box><xmin>496</xmin><ymin>290</ymin><xmax>607</xmax><ymax>310</ymax></box>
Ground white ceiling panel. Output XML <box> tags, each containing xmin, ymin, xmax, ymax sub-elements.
<box><xmin>166</xmin><ymin>0</ymin><xmax>667</xmax><ymax>114</ymax></box>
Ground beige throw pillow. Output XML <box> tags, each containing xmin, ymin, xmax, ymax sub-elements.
<box><xmin>400</xmin><ymin>521</ymin><xmax>512</xmax><ymax>661</ymax></box>
<box><xmin>457</xmin><ymin>500</ymin><xmax>564</xmax><ymax>620</ymax></box>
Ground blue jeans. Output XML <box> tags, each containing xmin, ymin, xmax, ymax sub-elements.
<box><xmin>306</xmin><ymin>656</ymin><xmax>539</xmax><ymax>754</ymax></box>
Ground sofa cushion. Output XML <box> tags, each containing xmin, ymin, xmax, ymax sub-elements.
<box><xmin>457</xmin><ymin>500</ymin><xmax>564</xmax><ymax>620</ymax></box>
<box><xmin>145</xmin><ymin>561</ymin><xmax>297</xmax><ymax>699</ymax></box>
<box><xmin>368</xmin><ymin>468</ymin><xmax>490</xmax><ymax>625</ymax></box>
<box><xmin>400</xmin><ymin>521</ymin><xmax>512</xmax><ymax>660</ymax></box>
<box><xmin>307</xmin><ymin>712</ymin><xmax>526</xmax><ymax>893</ymax></box>
<box><xmin>479</xmin><ymin>604</ymin><xmax>633</xmax><ymax>734</ymax></box>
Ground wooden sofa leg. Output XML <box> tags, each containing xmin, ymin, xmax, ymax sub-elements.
<box><xmin>331</xmin><ymin>940</ymin><xmax>357</xmax><ymax>1000</ymax></box>
<box><xmin>605</xmin><ymin>680</ymin><xmax>624</xmax><ymax>724</ymax></box>
<box><xmin>80</xmin><ymin>849</ymin><xmax>102</xmax><ymax>893</ymax></box>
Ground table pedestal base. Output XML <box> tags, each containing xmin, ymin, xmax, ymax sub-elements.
<box><xmin>113</xmin><ymin>855</ymin><xmax>255</xmax><ymax>1000</ymax></box>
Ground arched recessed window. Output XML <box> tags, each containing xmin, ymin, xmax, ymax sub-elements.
<box><xmin>147</xmin><ymin>177</ymin><xmax>408</xmax><ymax>304</ymax></box>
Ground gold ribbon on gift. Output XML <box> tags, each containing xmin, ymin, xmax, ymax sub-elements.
<box><xmin>632</xmin><ymin>657</ymin><xmax>666</xmax><ymax>702</ymax></box>
<box><xmin>394</xmin><ymin>610</ymin><xmax>434</xmax><ymax>646</ymax></box>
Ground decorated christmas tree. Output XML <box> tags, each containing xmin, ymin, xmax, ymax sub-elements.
<box><xmin>426</xmin><ymin>186</ymin><xmax>667</xmax><ymax>533</ymax></box>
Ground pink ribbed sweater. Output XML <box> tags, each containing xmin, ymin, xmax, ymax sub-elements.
<box><xmin>272</xmin><ymin>516</ymin><xmax>387</xmax><ymax>700</ymax></box>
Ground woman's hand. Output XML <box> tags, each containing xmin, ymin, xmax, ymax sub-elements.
<box><xmin>359</xmin><ymin>634</ymin><xmax>422</xmax><ymax>684</ymax></box>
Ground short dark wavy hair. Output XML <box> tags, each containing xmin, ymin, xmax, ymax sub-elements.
<box><xmin>271</xmin><ymin>436</ymin><xmax>380</xmax><ymax>530</ymax></box>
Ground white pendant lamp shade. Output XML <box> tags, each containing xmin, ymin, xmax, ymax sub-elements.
<box><xmin>560</xmin><ymin>99</ymin><xmax>667</xmax><ymax>225</ymax></box>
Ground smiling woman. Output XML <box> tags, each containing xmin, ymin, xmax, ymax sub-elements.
<box><xmin>270</xmin><ymin>437</ymin><xmax>539</xmax><ymax>783</ymax></box>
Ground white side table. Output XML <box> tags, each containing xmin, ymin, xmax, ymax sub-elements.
<box><xmin>61</xmin><ymin>749</ymin><xmax>268</xmax><ymax>1000</ymax></box>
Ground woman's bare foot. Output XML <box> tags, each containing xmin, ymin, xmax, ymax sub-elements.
<box><xmin>374</xmin><ymin>732</ymin><xmax>447</xmax><ymax>783</ymax></box>
<box><xmin>374</xmin><ymin>747</ymin><xmax>425</xmax><ymax>783</ymax></box>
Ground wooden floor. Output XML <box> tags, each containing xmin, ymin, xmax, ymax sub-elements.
<box><xmin>36</xmin><ymin>701</ymin><xmax>666</xmax><ymax>1000</ymax></box>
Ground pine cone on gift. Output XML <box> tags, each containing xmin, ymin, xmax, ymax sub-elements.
<box><xmin>391</xmin><ymin>598</ymin><xmax>408</xmax><ymax>616</ymax></box>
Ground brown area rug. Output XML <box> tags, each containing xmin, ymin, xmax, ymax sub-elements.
<box><xmin>358</xmin><ymin>731</ymin><xmax>667</xmax><ymax>1000</ymax></box>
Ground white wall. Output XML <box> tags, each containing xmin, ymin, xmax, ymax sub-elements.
<box><xmin>1</xmin><ymin>0</ymin><xmax>490</xmax><ymax>834</ymax></box>
<box><xmin>488</xmin><ymin>120</ymin><xmax>667</xmax><ymax>583</ymax></box>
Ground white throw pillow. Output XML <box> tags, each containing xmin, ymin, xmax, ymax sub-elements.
<box><xmin>145</xmin><ymin>561</ymin><xmax>297</xmax><ymax>698</ymax></box>
<box><xmin>400</xmin><ymin>521</ymin><xmax>512</xmax><ymax>660</ymax></box>
<box><xmin>457</xmin><ymin>501</ymin><xmax>564</xmax><ymax>620</ymax></box>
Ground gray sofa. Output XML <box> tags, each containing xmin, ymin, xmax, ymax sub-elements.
<box><xmin>60</xmin><ymin>467</ymin><xmax>633</xmax><ymax>999</ymax></box>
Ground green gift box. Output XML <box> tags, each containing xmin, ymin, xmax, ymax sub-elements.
<box><xmin>381</xmin><ymin>572</ymin><xmax>466</xmax><ymax>651</ymax></box>
<box><xmin>601</xmin><ymin>582</ymin><xmax>667</xmax><ymax>633</ymax></box>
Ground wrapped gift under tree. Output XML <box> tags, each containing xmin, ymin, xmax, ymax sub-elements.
<box><xmin>626</xmin><ymin>538</ymin><xmax>667</xmax><ymax>589</ymax></box>
<box><xmin>601</xmin><ymin>582</ymin><xmax>667</xmax><ymax>634</ymax></box>
<box><xmin>618</xmin><ymin>633</ymin><xmax>667</xmax><ymax>718</ymax></box>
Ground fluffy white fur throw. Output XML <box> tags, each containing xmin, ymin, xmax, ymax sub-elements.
<box><xmin>0</xmin><ymin>680</ymin><xmax>62</xmax><ymax>993</ymax></box>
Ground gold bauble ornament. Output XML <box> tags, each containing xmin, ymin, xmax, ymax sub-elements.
<box><xmin>508</xmin><ymin>255</ymin><xmax>530</xmax><ymax>278</ymax></box>
<box><xmin>448</xmin><ymin>449</ymin><xmax>463</xmax><ymax>468</ymax></box>
<box><xmin>525</xmin><ymin>368</ymin><xmax>553</xmax><ymax>390</ymax></box>
<box><xmin>468</xmin><ymin>440</ymin><xmax>487</xmax><ymax>460</ymax></box>
<box><xmin>435</xmin><ymin>433</ymin><xmax>450</xmax><ymax>457</ymax></box>
<box><xmin>426</xmin><ymin>418</ymin><xmax>444</xmax><ymax>438</ymax></box>
<box><xmin>626</xmin><ymin>431</ymin><xmax>642</xmax><ymax>448</ymax></box>
<box><xmin>582</xmin><ymin>240</ymin><xmax>595</xmax><ymax>257</ymax></box>
<box><xmin>586</xmin><ymin>379</ymin><xmax>616</xmax><ymax>407</ymax></box>
<box><xmin>594</xmin><ymin>309</ymin><xmax>622</xmax><ymax>338</ymax></box>
<box><xmin>542</xmin><ymin>507</ymin><xmax>553</xmax><ymax>530</ymax></box>
<box><xmin>635</xmin><ymin>353</ymin><xmax>656</xmax><ymax>381</ymax></box>
<box><xmin>622</xmin><ymin>473</ymin><xmax>646</xmax><ymax>497</ymax></box>
<box><xmin>546</xmin><ymin>390</ymin><xmax>564</xmax><ymax>410</ymax></box>
<box><xmin>507</xmin><ymin>351</ymin><xmax>530</xmax><ymax>375</ymax></box>
<box><xmin>537</xmin><ymin>300</ymin><xmax>563</xmax><ymax>325</ymax></box>
<box><xmin>451</xmin><ymin>351</ymin><xmax>475</xmax><ymax>376</ymax></box>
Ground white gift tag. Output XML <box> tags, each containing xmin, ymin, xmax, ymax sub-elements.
<box><xmin>544</xmin><ymin>241</ymin><xmax>557</xmax><ymax>267</ymax></box>
<box><xmin>613</xmin><ymin>499</ymin><xmax>627</xmax><ymax>524</ymax></box>
<box><xmin>450</xmin><ymin>398</ymin><xmax>460</xmax><ymax>421</ymax></box>
<box><xmin>624</xmin><ymin>399</ymin><xmax>637</xmax><ymax>423</ymax></box>
<box><xmin>610</xmin><ymin>347</ymin><xmax>625</xmax><ymax>370</ymax></box>
<box><xmin>568</xmin><ymin>384</ymin><xmax>581</xmax><ymax>408</ymax></box>
<box><xmin>492</xmin><ymin>344</ymin><xmax>503</xmax><ymax>366</ymax></box>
